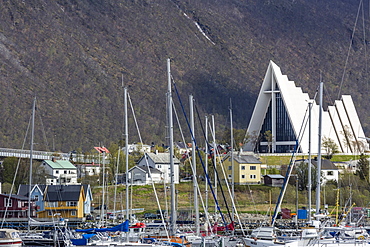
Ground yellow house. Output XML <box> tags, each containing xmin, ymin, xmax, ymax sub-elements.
<box><xmin>221</xmin><ymin>152</ymin><xmax>262</xmax><ymax>185</ymax></box>
<box><xmin>38</xmin><ymin>185</ymin><xmax>85</xmax><ymax>219</ymax></box>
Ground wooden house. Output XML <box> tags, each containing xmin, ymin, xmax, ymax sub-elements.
<box><xmin>0</xmin><ymin>194</ymin><xmax>36</xmax><ymax>218</ymax></box>
<box><xmin>17</xmin><ymin>184</ymin><xmax>46</xmax><ymax>212</ymax></box>
<box><xmin>38</xmin><ymin>185</ymin><xmax>85</xmax><ymax>219</ymax></box>
<box><xmin>222</xmin><ymin>152</ymin><xmax>262</xmax><ymax>185</ymax></box>
<box><xmin>263</xmin><ymin>174</ymin><xmax>285</xmax><ymax>187</ymax></box>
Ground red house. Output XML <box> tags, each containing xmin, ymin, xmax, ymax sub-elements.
<box><xmin>0</xmin><ymin>194</ymin><xmax>36</xmax><ymax>218</ymax></box>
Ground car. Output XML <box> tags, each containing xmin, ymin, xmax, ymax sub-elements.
<box><xmin>180</xmin><ymin>177</ymin><xmax>192</xmax><ymax>182</ymax></box>
<box><xmin>144</xmin><ymin>213</ymin><xmax>157</xmax><ymax>219</ymax></box>
<box><xmin>86</xmin><ymin>214</ymin><xmax>94</xmax><ymax>220</ymax></box>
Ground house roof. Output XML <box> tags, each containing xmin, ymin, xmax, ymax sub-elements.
<box><xmin>129</xmin><ymin>165</ymin><xmax>162</xmax><ymax>174</ymax></box>
<box><xmin>0</xmin><ymin>194</ymin><xmax>29</xmax><ymax>200</ymax></box>
<box><xmin>44</xmin><ymin>185</ymin><xmax>83</xmax><ymax>201</ymax></box>
<box><xmin>82</xmin><ymin>184</ymin><xmax>92</xmax><ymax>200</ymax></box>
<box><xmin>311</xmin><ymin>159</ymin><xmax>338</xmax><ymax>170</ymax></box>
<box><xmin>175</xmin><ymin>142</ymin><xmax>188</xmax><ymax>149</ymax></box>
<box><xmin>18</xmin><ymin>184</ymin><xmax>46</xmax><ymax>197</ymax></box>
<box><xmin>296</xmin><ymin>158</ymin><xmax>338</xmax><ymax>170</ymax></box>
<box><xmin>43</xmin><ymin>160</ymin><xmax>76</xmax><ymax>169</ymax></box>
<box><xmin>223</xmin><ymin>152</ymin><xmax>262</xmax><ymax>164</ymax></box>
<box><xmin>264</xmin><ymin>174</ymin><xmax>285</xmax><ymax>179</ymax></box>
<box><xmin>139</xmin><ymin>153</ymin><xmax>180</xmax><ymax>165</ymax></box>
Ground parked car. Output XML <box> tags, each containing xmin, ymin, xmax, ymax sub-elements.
<box><xmin>180</xmin><ymin>177</ymin><xmax>192</xmax><ymax>182</ymax></box>
<box><xmin>144</xmin><ymin>213</ymin><xmax>157</xmax><ymax>219</ymax></box>
<box><xmin>86</xmin><ymin>214</ymin><xmax>94</xmax><ymax>220</ymax></box>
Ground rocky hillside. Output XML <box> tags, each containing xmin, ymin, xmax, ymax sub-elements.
<box><xmin>0</xmin><ymin>0</ymin><xmax>369</xmax><ymax>152</ymax></box>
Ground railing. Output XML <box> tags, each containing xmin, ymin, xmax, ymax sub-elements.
<box><xmin>0</xmin><ymin>148</ymin><xmax>103</xmax><ymax>163</ymax></box>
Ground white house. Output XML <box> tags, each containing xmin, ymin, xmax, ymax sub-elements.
<box><xmin>122</xmin><ymin>144</ymin><xmax>152</xmax><ymax>154</ymax></box>
<box><xmin>312</xmin><ymin>159</ymin><xmax>339</xmax><ymax>184</ymax></box>
<box><xmin>296</xmin><ymin>158</ymin><xmax>339</xmax><ymax>184</ymax></box>
<box><xmin>128</xmin><ymin>166</ymin><xmax>163</xmax><ymax>185</ymax></box>
<box><xmin>76</xmin><ymin>163</ymin><xmax>101</xmax><ymax>177</ymax></box>
<box><xmin>82</xmin><ymin>184</ymin><xmax>93</xmax><ymax>215</ymax></box>
<box><xmin>137</xmin><ymin>152</ymin><xmax>180</xmax><ymax>184</ymax></box>
<box><xmin>42</xmin><ymin>159</ymin><xmax>79</xmax><ymax>185</ymax></box>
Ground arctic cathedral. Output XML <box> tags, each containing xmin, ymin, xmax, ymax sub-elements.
<box><xmin>244</xmin><ymin>61</ymin><xmax>368</xmax><ymax>154</ymax></box>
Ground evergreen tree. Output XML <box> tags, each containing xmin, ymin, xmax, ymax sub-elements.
<box><xmin>356</xmin><ymin>153</ymin><xmax>370</xmax><ymax>181</ymax></box>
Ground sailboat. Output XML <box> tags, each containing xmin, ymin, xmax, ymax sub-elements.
<box><xmin>0</xmin><ymin>229</ymin><xmax>22</xmax><ymax>247</ymax></box>
<box><xmin>20</xmin><ymin>97</ymin><xmax>72</xmax><ymax>247</ymax></box>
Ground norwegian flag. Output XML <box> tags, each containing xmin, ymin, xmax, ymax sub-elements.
<box><xmin>94</xmin><ymin>146</ymin><xmax>110</xmax><ymax>153</ymax></box>
<box><xmin>182</xmin><ymin>151</ymin><xmax>189</xmax><ymax>160</ymax></box>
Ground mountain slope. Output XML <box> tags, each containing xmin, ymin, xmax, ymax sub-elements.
<box><xmin>0</xmin><ymin>0</ymin><xmax>369</xmax><ymax>152</ymax></box>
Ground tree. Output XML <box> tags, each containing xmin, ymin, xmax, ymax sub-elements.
<box><xmin>220</xmin><ymin>128</ymin><xmax>246</xmax><ymax>151</ymax></box>
<box><xmin>322</xmin><ymin>136</ymin><xmax>339</xmax><ymax>159</ymax></box>
<box><xmin>341</xmin><ymin>125</ymin><xmax>354</xmax><ymax>153</ymax></box>
<box><xmin>295</xmin><ymin>161</ymin><xmax>318</xmax><ymax>191</ymax></box>
<box><xmin>33</xmin><ymin>163</ymin><xmax>48</xmax><ymax>184</ymax></box>
<box><xmin>352</xmin><ymin>140</ymin><xmax>366</xmax><ymax>154</ymax></box>
<box><xmin>264</xmin><ymin>130</ymin><xmax>273</xmax><ymax>153</ymax></box>
<box><xmin>356</xmin><ymin>153</ymin><xmax>370</xmax><ymax>181</ymax></box>
<box><xmin>0</xmin><ymin>157</ymin><xmax>43</xmax><ymax>191</ymax></box>
<box><xmin>248</xmin><ymin>130</ymin><xmax>261</xmax><ymax>153</ymax></box>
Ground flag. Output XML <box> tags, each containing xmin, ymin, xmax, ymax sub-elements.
<box><xmin>94</xmin><ymin>146</ymin><xmax>110</xmax><ymax>153</ymax></box>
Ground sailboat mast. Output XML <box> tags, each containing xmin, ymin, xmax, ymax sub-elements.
<box><xmin>124</xmin><ymin>87</ymin><xmax>130</xmax><ymax>242</ymax></box>
<box><xmin>308</xmin><ymin>102</ymin><xmax>312</xmax><ymax>222</ymax></box>
<box><xmin>315</xmin><ymin>81</ymin><xmax>323</xmax><ymax>214</ymax></box>
<box><xmin>167</xmin><ymin>58</ymin><xmax>176</xmax><ymax>236</ymax></box>
<box><xmin>212</xmin><ymin>115</ymin><xmax>217</xmax><ymax>214</ymax></box>
<box><xmin>205</xmin><ymin>116</ymin><xmax>208</xmax><ymax>212</ymax></box>
<box><xmin>230</xmin><ymin>101</ymin><xmax>235</xmax><ymax>230</ymax></box>
<box><xmin>190</xmin><ymin>94</ymin><xmax>200</xmax><ymax>236</ymax></box>
<box><xmin>101</xmin><ymin>151</ymin><xmax>106</xmax><ymax>226</ymax></box>
<box><xmin>28</xmin><ymin>97</ymin><xmax>36</xmax><ymax>232</ymax></box>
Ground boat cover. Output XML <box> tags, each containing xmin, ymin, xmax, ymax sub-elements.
<box><xmin>75</xmin><ymin>220</ymin><xmax>129</xmax><ymax>233</ymax></box>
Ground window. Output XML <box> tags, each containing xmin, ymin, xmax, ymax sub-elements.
<box><xmin>250</xmin><ymin>174</ymin><xmax>256</xmax><ymax>179</ymax></box>
<box><xmin>241</xmin><ymin>166</ymin><xmax>245</xmax><ymax>170</ymax></box>
<box><xmin>228</xmin><ymin>174</ymin><xmax>232</xmax><ymax>179</ymax></box>
<box><xmin>250</xmin><ymin>166</ymin><xmax>256</xmax><ymax>170</ymax></box>
<box><xmin>4</xmin><ymin>198</ymin><xmax>12</xmax><ymax>207</ymax></box>
<box><xmin>64</xmin><ymin>170</ymin><xmax>67</xmax><ymax>174</ymax></box>
<box><xmin>71</xmin><ymin>211</ymin><xmax>77</xmax><ymax>216</ymax></box>
<box><xmin>228</xmin><ymin>166</ymin><xmax>232</xmax><ymax>170</ymax></box>
<box><xmin>33</xmin><ymin>195</ymin><xmax>39</xmax><ymax>201</ymax></box>
<box><xmin>48</xmin><ymin>202</ymin><xmax>58</xmax><ymax>207</ymax></box>
<box><xmin>241</xmin><ymin>175</ymin><xmax>245</xmax><ymax>179</ymax></box>
<box><xmin>56</xmin><ymin>170</ymin><xmax>59</xmax><ymax>174</ymax></box>
<box><xmin>48</xmin><ymin>211</ymin><xmax>53</xmax><ymax>216</ymax></box>
<box><xmin>327</xmin><ymin>171</ymin><xmax>333</xmax><ymax>176</ymax></box>
<box><xmin>67</xmin><ymin>201</ymin><xmax>77</xmax><ymax>207</ymax></box>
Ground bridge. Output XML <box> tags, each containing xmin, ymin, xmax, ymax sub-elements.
<box><xmin>0</xmin><ymin>148</ymin><xmax>97</xmax><ymax>163</ymax></box>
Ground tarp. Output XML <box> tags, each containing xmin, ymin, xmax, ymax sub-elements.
<box><xmin>70</xmin><ymin>233</ymin><xmax>96</xmax><ymax>245</ymax></box>
<box><xmin>75</xmin><ymin>220</ymin><xmax>129</xmax><ymax>233</ymax></box>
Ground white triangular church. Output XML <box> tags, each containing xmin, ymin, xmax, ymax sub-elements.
<box><xmin>244</xmin><ymin>61</ymin><xmax>368</xmax><ymax>154</ymax></box>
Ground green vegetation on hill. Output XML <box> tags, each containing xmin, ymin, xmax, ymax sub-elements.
<box><xmin>0</xmin><ymin>0</ymin><xmax>369</xmax><ymax>152</ymax></box>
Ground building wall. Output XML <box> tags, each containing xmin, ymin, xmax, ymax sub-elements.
<box><xmin>137</xmin><ymin>158</ymin><xmax>179</xmax><ymax>184</ymax></box>
<box><xmin>245</xmin><ymin>61</ymin><xmax>368</xmax><ymax>154</ymax></box>
<box><xmin>31</xmin><ymin>188</ymin><xmax>44</xmax><ymax>212</ymax></box>
<box><xmin>222</xmin><ymin>159</ymin><xmax>261</xmax><ymax>184</ymax></box>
